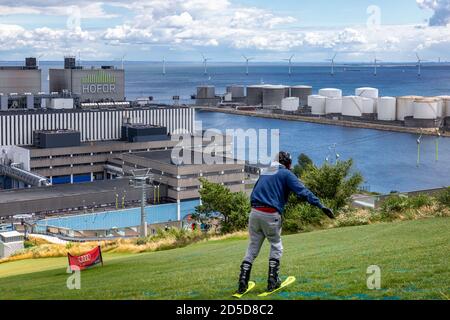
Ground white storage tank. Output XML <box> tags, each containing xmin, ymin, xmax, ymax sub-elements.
<box><xmin>355</xmin><ymin>87</ymin><xmax>379</xmax><ymax>99</ymax></box>
<box><xmin>49</xmin><ymin>98</ymin><xmax>74</xmax><ymax>109</ymax></box>
<box><xmin>356</xmin><ymin>87</ymin><xmax>378</xmax><ymax>113</ymax></box>
<box><xmin>413</xmin><ymin>98</ymin><xmax>440</xmax><ymax>119</ymax></box>
<box><xmin>281</xmin><ymin>97</ymin><xmax>300</xmax><ymax>111</ymax></box>
<box><xmin>437</xmin><ymin>96</ymin><xmax>450</xmax><ymax>117</ymax></box>
<box><xmin>361</xmin><ymin>97</ymin><xmax>375</xmax><ymax>114</ymax></box>
<box><xmin>396</xmin><ymin>96</ymin><xmax>422</xmax><ymax>121</ymax></box>
<box><xmin>308</xmin><ymin>95</ymin><xmax>326</xmax><ymax>115</ymax></box>
<box><xmin>325</xmin><ymin>97</ymin><xmax>343</xmax><ymax>114</ymax></box>
<box><xmin>319</xmin><ymin>88</ymin><xmax>342</xmax><ymax>98</ymax></box>
<box><xmin>377</xmin><ymin>97</ymin><xmax>396</xmax><ymax>121</ymax></box>
<box><xmin>342</xmin><ymin>96</ymin><xmax>363</xmax><ymax>117</ymax></box>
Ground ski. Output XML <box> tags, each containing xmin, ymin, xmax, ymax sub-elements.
<box><xmin>258</xmin><ymin>276</ymin><xmax>296</xmax><ymax>297</ymax></box>
<box><xmin>232</xmin><ymin>281</ymin><xmax>256</xmax><ymax>299</ymax></box>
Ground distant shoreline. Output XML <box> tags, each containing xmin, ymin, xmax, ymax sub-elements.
<box><xmin>198</xmin><ymin>107</ymin><xmax>449</xmax><ymax>137</ymax></box>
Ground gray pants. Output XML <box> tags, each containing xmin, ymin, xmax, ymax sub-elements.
<box><xmin>243</xmin><ymin>208</ymin><xmax>283</xmax><ymax>263</ymax></box>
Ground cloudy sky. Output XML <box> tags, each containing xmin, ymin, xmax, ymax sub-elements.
<box><xmin>1</xmin><ymin>0</ymin><xmax>450</xmax><ymax>62</ymax></box>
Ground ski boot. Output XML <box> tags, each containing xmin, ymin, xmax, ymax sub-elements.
<box><xmin>267</xmin><ymin>259</ymin><xmax>282</xmax><ymax>292</ymax></box>
<box><xmin>236</xmin><ymin>261</ymin><xmax>253</xmax><ymax>294</ymax></box>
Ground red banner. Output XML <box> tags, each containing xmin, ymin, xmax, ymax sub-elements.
<box><xmin>68</xmin><ymin>246</ymin><xmax>103</xmax><ymax>271</ymax></box>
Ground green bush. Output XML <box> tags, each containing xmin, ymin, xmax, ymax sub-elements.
<box><xmin>195</xmin><ymin>178</ymin><xmax>251</xmax><ymax>234</ymax></box>
<box><xmin>296</xmin><ymin>158</ymin><xmax>364</xmax><ymax>212</ymax></box>
<box><xmin>283</xmin><ymin>195</ymin><xmax>325</xmax><ymax>233</ymax></box>
<box><xmin>408</xmin><ymin>194</ymin><xmax>433</xmax><ymax>209</ymax></box>
<box><xmin>437</xmin><ymin>187</ymin><xmax>450</xmax><ymax>208</ymax></box>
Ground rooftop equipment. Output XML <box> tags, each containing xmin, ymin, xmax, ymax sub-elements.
<box><xmin>121</xmin><ymin>124</ymin><xmax>168</xmax><ymax>142</ymax></box>
<box><xmin>33</xmin><ymin>130</ymin><xmax>81</xmax><ymax>148</ymax></box>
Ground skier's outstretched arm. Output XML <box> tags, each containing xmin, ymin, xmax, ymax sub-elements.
<box><xmin>285</xmin><ymin>171</ymin><xmax>335</xmax><ymax>219</ymax></box>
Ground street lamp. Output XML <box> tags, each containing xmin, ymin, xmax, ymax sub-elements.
<box><xmin>129</xmin><ymin>169</ymin><xmax>153</xmax><ymax>237</ymax></box>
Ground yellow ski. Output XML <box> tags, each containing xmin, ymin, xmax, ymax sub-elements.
<box><xmin>258</xmin><ymin>276</ymin><xmax>296</xmax><ymax>297</ymax></box>
<box><xmin>232</xmin><ymin>281</ymin><xmax>256</xmax><ymax>299</ymax></box>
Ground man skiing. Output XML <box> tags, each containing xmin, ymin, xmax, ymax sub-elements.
<box><xmin>236</xmin><ymin>151</ymin><xmax>335</xmax><ymax>295</ymax></box>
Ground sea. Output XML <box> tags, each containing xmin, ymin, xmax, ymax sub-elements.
<box><xmin>15</xmin><ymin>61</ymin><xmax>450</xmax><ymax>193</ymax></box>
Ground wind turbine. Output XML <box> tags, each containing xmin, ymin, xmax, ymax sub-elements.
<box><xmin>373</xmin><ymin>56</ymin><xmax>382</xmax><ymax>76</ymax></box>
<box><xmin>416</xmin><ymin>53</ymin><xmax>426</xmax><ymax>77</ymax></box>
<box><xmin>242</xmin><ymin>55</ymin><xmax>254</xmax><ymax>75</ymax></box>
<box><xmin>283</xmin><ymin>54</ymin><xmax>295</xmax><ymax>76</ymax></box>
<box><xmin>121</xmin><ymin>54</ymin><xmax>126</xmax><ymax>70</ymax></box>
<box><xmin>162</xmin><ymin>57</ymin><xmax>166</xmax><ymax>75</ymax></box>
<box><xmin>202</xmin><ymin>54</ymin><xmax>211</xmax><ymax>75</ymax></box>
<box><xmin>326</xmin><ymin>53</ymin><xmax>337</xmax><ymax>76</ymax></box>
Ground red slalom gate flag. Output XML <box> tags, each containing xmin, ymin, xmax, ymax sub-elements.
<box><xmin>68</xmin><ymin>246</ymin><xmax>103</xmax><ymax>271</ymax></box>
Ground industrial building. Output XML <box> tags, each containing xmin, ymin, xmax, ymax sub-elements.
<box><xmin>0</xmin><ymin>58</ymin><xmax>41</xmax><ymax>95</ymax></box>
<box><xmin>49</xmin><ymin>57</ymin><xmax>125</xmax><ymax>103</ymax></box>
<box><xmin>0</xmin><ymin>106</ymin><xmax>195</xmax><ymax>146</ymax></box>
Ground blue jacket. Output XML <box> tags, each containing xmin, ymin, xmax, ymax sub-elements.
<box><xmin>251</xmin><ymin>162</ymin><xmax>324</xmax><ymax>214</ymax></box>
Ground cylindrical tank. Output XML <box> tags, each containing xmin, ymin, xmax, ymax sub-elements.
<box><xmin>262</xmin><ymin>85</ymin><xmax>290</xmax><ymax>108</ymax></box>
<box><xmin>377</xmin><ymin>97</ymin><xmax>397</xmax><ymax>121</ymax></box>
<box><xmin>308</xmin><ymin>95</ymin><xmax>326</xmax><ymax>115</ymax></box>
<box><xmin>226</xmin><ymin>85</ymin><xmax>245</xmax><ymax>98</ymax></box>
<box><xmin>356</xmin><ymin>87</ymin><xmax>378</xmax><ymax>114</ymax></box>
<box><xmin>396</xmin><ymin>96</ymin><xmax>422</xmax><ymax>121</ymax></box>
<box><xmin>290</xmin><ymin>85</ymin><xmax>313</xmax><ymax>106</ymax></box>
<box><xmin>437</xmin><ymin>96</ymin><xmax>450</xmax><ymax>117</ymax></box>
<box><xmin>342</xmin><ymin>96</ymin><xmax>363</xmax><ymax>117</ymax></box>
<box><xmin>362</xmin><ymin>97</ymin><xmax>375</xmax><ymax>114</ymax></box>
<box><xmin>246</xmin><ymin>85</ymin><xmax>266</xmax><ymax>106</ymax></box>
<box><xmin>197</xmin><ymin>86</ymin><xmax>215</xmax><ymax>99</ymax></box>
<box><xmin>355</xmin><ymin>87</ymin><xmax>379</xmax><ymax>99</ymax></box>
<box><xmin>325</xmin><ymin>97</ymin><xmax>343</xmax><ymax>114</ymax></box>
<box><xmin>319</xmin><ymin>88</ymin><xmax>342</xmax><ymax>98</ymax></box>
<box><xmin>413</xmin><ymin>98</ymin><xmax>440</xmax><ymax>119</ymax></box>
<box><xmin>281</xmin><ymin>97</ymin><xmax>300</xmax><ymax>111</ymax></box>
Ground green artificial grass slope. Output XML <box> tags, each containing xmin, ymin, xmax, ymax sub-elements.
<box><xmin>0</xmin><ymin>218</ymin><xmax>449</xmax><ymax>300</ymax></box>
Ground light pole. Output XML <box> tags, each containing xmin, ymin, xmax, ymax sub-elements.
<box><xmin>129</xmin><ymin>169</ymin><xmax>153</xmax><ymax>238</ymax></box>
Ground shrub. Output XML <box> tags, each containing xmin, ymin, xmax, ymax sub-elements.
<box><xmin>296</xmin><ymin>158</ymin><xmax>364</xmax><ymax>212</ymax></box>
<box><xmin>436</xmin><ymin>187</ymin><xmax>450</xmax><ymax>208</ymax></box>
<box><xmin>407</xmin><ymin>194</ymin><xmax>434</xmax><ymax>209</ymax></box>
<box><xmin>195</xmin><ymin>178</ymin><xmax>251</xmax><ymax>234</ymax></box>
<box><xmin>283</xmin><ymin>195</ymin><xmax>325</xmax><ymax>233</ymax></box>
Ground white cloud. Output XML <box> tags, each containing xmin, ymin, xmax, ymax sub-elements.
<box><xmin>417</xmin><ymin>0</ymin><xmax>450</xmax><ymax>26</ymax></box>
<box><xmin>1</xmin><ymin>0</ymin><xmax>450</xmax><ymax>60</ymax></box>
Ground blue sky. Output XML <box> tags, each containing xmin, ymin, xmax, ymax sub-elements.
<box><xmin>0</xmin><ymin>0</ymin><xmax>449</xmax><ymax>62</ymax></box>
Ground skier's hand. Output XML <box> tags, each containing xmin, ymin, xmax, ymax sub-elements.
<box><xmin>322</xmin><ymin>207</ymin><xmax>335</xmax><ymax>219</ymax></box>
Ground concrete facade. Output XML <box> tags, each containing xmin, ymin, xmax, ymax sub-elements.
<box><xmin>0</xmin><ymin>69</ymin><xmax>41</xmax><ymax>95</ymax></box>
<box><xmin>49</xmin><ymin>68</ymin><xmax>125</xmax><ymax>102</ymax></box>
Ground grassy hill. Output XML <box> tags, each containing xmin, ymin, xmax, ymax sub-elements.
<box><xmin>0</xmin><ymin>218</ymin><xmax>449</xmax><ymax>300</ymax></box>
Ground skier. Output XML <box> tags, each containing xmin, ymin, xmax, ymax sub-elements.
<box><xmin>236</xmin><ymin>151</ymin><xmax>335</xmax><ymax>295</ymax></box>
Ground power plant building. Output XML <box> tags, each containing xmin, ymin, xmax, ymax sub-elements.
<box><xmin>49</xmin><ymin>57</ymin><xmax>125</xmax><ymax>103</ymax></box>
<box><xmin>0</xmin><ymin>58</ymin><xmax>41</xmax><ymax>95</ymax></box>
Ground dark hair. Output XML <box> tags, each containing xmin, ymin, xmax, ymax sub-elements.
<box><xmin>278</xmin><ymin>151</ymin><xmax>292</xmax><ymax>169</ymax></box>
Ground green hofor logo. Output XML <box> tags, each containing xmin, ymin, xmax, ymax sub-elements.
<box><xmin>81</xmin><ymin>70</ymin><xmax>116</xmax><ymax>84</ymax></box>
